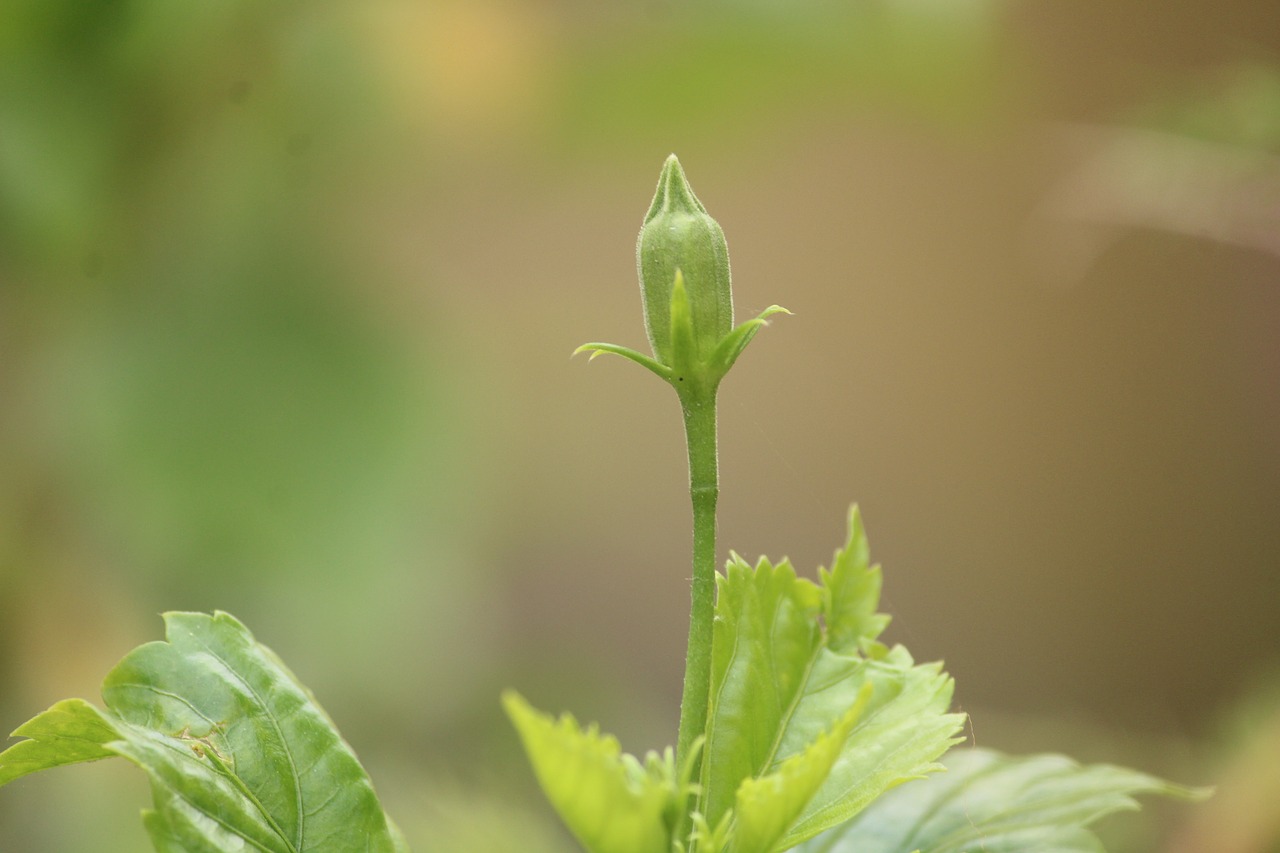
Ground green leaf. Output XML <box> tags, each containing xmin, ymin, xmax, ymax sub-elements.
<box><xmin>774</xmin><ymin>652</ymin><xmax>964</xmax><ymax>850</ymax></box>
<box><xmin>701</xmin><ymin>510</ymin><xmax>965</xmax><ymax>851</ymax></box>
<box><xmin>728</xmin><ymin>690</ymin><xmax>868</xmax><ymax>853</ymax></box>
<box><xmin>791</xmin><ymin>747</ymin><xmax>1208</xmax><ymax>853</ymax></box>
<box><xmin>0</xmin><ymin>698</ymin><xmax>119</xmax><ymax>784</ymax></box>
<box><xmin>504</xmin><ymin>690</ymin><xmax>678</xmax><ymax>853</ymax></box>
<box><xmin>820</xmin><ymin>506</ymin><xmax>890</xmax><ymax>654</ymax></box>
<box><xmin>0</xmin><ymin>611</ymin><xmax>404</xmax><ymax>853</ymax></box>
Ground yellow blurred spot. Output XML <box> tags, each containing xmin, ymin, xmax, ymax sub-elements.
<box><xmin>364</xmin><ymin>0</ymin><xmax>551</xmax><ymax>147</ymax></box>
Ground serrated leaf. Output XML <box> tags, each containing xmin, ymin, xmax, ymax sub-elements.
<box><xmin>775</xmin><ymin>657</ymin><xmax>963</xmax><ymax>851</ymax></box>
<box><xmin>504</xmin><ymin>691</ymin><xmax>676</xmax><ymax>853</ymax></box>
<box><xmin>728</xmin><ymin>689</ymin><xmax>868</xmax><ymax>853</ymax></box>
<box><xmin>0</xmin><ymin>611</ymin><xmax>404</xmax><ymax>853</ymax></box>
<box><xmin>791</xmin><ymin>747</ymin><xmax>1207</xmax><ymax>853</ymax></box>
<box><xmin>0</xmin><ymin>698</ymin><xmax>119</xmax><ymax>784</ymax></box>
<box><xmin>701</xmin><ymin>511</ymin><xmax>965</xmax><ymax>852</ymax></box>
<box><xmin>820</xmin><ymin>506</ymin><xmax>890</xmax><ymax>653</ymax></box>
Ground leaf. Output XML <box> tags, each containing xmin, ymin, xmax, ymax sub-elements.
<box><xmin>0</xmin><ymin>698</ymin><xmax>119</xmax><ymax>784</ymax></box>
<box><xmin>791</xmin><ymin>747</ymin><xmax>1209</xmax><ymax>853</ymax></box>
<box><xmin>0</xmin><ymin>611</ymin><xmax>404</xmax><ymax>853</ymax></box>
<box><xmin>701</xmin><ymin>509</ymin><xmax>965</xmax><ymax>851</ymax></box>
<box><xmin>503</xmin><ymin>690</ymin><xmax>678</xmax><ymax>853</ymax></box>
<box><xmin>820</xmin><ymin>506</ymin><xmax>890</xmax><ymax>654</ymax></box>
<box><xmin>728</xmin><ymin>691</ymin><xmax>868</xmax><ymax>853</ymax></box>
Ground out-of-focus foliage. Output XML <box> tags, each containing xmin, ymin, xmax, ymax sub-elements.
<box><xmin>546</xmin><ymin>0</ymin><xmax>1001</xmax><ymax>153</ymax></box>
<box><xmin>0</xmin><ymin>1</ymin><xmax>476</xmax><ymax>848</ymax></box>
<box><xmin>1165</xmin><ymin>674</ymin><xmax>1280</xmax><ymax>853</ymax></box>
<box><xmin>1139</xmin><ymin>61</ymin><xmax>1280</xmax><ymax>153</ymax></box>
<box><xmin>1033</xmin><ymin>61</ymin><xmax>1280</xmax><ymax>282</ymax></box>
<box><xmin>0</xmin><ymin>0</ymin><xmax>453</xmax><ymax>588</ymax></box>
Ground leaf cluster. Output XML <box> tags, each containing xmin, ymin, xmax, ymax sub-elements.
<box><xmin>506</xmin><ymin>509</ymin><xmax>1204</xmax><ymax>853</ymax></box>
<box><xmin>506</xmin><ymin>508</ymin><xmax>966</xmax><ymax>853</ymax></box>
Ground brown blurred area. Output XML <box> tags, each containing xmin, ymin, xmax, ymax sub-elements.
<box><xmin>2</xmin><ymin>1</ymin><xmax>1279</xmax><ymax>850</ymax></box>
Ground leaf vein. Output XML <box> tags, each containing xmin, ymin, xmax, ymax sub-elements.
<box><xmin>189</xmin><ymin>634</ymin><xmax>306</xmax><ymax>852</ymax></box>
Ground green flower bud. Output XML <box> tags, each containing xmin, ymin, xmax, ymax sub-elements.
<box><xmin>575</xmin><ymin>154</ymin><xmax>787</xmax><ymax>393</ymax></box>
<box><xmin>637</xmin><ymin>155</ymin><xmax>733</xmax><ymax>368</ymax></box>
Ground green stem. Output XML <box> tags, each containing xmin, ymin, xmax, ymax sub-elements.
<box><xmin>675</xmin><ymin>385</ymin><xmax>719</xmax><ymax>784</ymax></box>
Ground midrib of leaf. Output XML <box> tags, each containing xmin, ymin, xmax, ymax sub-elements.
<box><xmin>891</xmin><ymin>750</ymin><xmax>1007</xmax><ymax>853</ymax></box>
<box><xmin>145</xmin><ymin>758</ymin><xmax>281</xmax><ymax>853</ymax></box>
<box><xmin>110</xmin><ymin>678</ymin><xmax>300</xmax><ymax>851</ymax></box>
<box><xmin>701</xmin><ymin>575</ymin><xmax>829</xmax><ymax>832</ymax></box>
<box><xmin>699</xmin><ymin>604</ymin><xmax>743</xmax><ymax>819</ymax></box>
<box><xmin>756</xmin><ymin>594</ymin><xmax>823</xmax><ymax>776</ymax></box>
<box><xmin>203</xmin><ymin>739</ymin><xmax>300</xmax><ymax>853</ymax></box>
<box><xmin>925</xmin><ymin>773</ymin><xmax>1147</xmax><ymax>851</ymax></box>
<box><xmin>120</xmin><ymin>694</ymin><xmax>300</xmax><ymax>853</ymax></box>
<box><xmin>782</xmin><ymin>707</ymin><xmax>954</xmax><ymax>847</ymax></box>
<box><xmin>194</xmin><ymin>637</ymin><xmax>305</xmax><ymax>853</ymax></box>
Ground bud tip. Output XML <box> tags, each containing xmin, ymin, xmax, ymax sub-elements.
<box><xmin>647</xmin><ymin>154</ymin><xmax>706</xmax><ymax>223</ymax></box>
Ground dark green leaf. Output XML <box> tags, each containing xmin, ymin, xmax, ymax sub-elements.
<box><xmin>0</xmin><ymin>611</ymin><xmax>404</xmax><ymax>853</ymax></box>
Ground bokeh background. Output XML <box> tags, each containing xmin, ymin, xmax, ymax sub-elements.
<box><xmin>2</xmin><ymin>1</ymin><xmax>1279</xmax><ymax>850</ymax></box>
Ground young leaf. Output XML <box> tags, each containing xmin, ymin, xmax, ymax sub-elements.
<box><xmin>0</xmin><ymin>611</ymin><xmax>405</xmax><ymax>853</ymax></box>
<box><xmin>503</xmin><ymin>690</ymin><xmax>679</xmax><ymax>853</ymax></box>
<box><xmin>726</xmin><ymin>691</ymin><xmax>868</xmax><ymax>853</ymax></box>
<box><xmin>700</xmin><ymin>510</ymin><xmax>966</xmax><ymax>851</ymax></box>
<box><xmin>791</xmin><ymin>747</ymin><xmax>1208</xmax><ymax>853</ymax></box>
<box><xmin>769</xmin><ymin>651</ymin><xmax>965</xmax><ymax>852</ymax></box>
<box><xmin>820</xmin><ymin>506</ymin><xmax>890</xmax><ymax>654</ymax></box>
<box><xmin>0</xmin><ymin>698</ymin><xmax>119</xmax><ymax>784</ymax></box>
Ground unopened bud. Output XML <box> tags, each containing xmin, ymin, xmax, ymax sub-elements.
<box><xmin>637</xmin><ymin>155</ymin><xmax>733</xmax><ymax>368</ymax></box>
<box><xmin>576</xmin><ymin>155</ymin><xmax>786</xmax><ymax>393</ymax></box>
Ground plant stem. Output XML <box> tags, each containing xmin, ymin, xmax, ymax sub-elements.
<box><xmin>675</xmin><ymin>384</ymin><xmax>719</xmax><ymax>781</ymax></box>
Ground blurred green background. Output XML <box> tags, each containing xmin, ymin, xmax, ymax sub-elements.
<box><xmin>2</xmin><ymin>1</ymin><xmax>1279</xmax><ymax>850</ymax></box>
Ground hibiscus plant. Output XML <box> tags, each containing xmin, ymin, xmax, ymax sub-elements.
<box><xmin>0</xmin><ymin>156</ymin><xmax>1202</xmax><ymax>853</ymax></box>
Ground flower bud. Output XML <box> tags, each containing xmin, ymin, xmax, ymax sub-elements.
<box><xmin>637</xmin><ymin>155</ymin><xmax>733</xmax><ymax>368</ymax></box>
